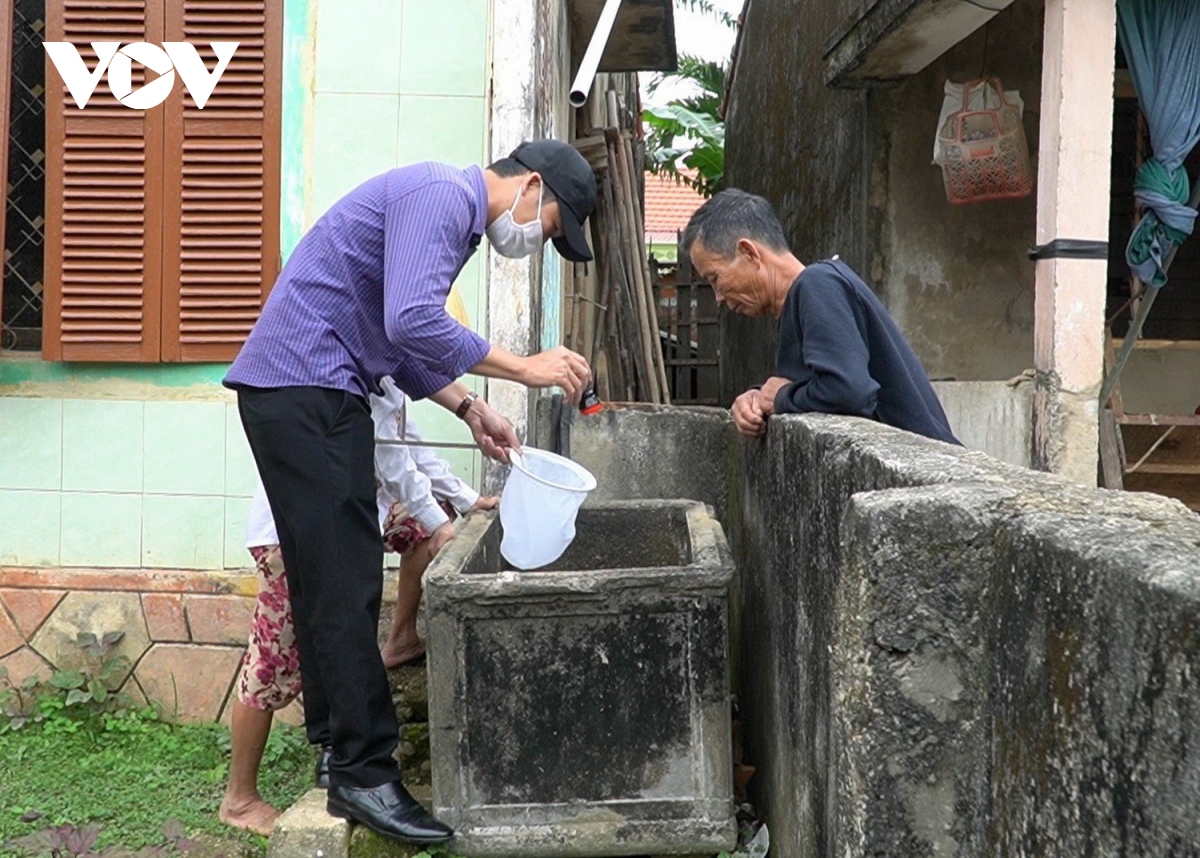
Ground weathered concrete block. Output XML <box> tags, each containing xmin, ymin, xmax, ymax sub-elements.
<box><xmin>267</xmin><ymin>788</ymin><xmax>350</xmax><ymax>858</ymax></box>
<box><xmin>835</xmin><ymin>482</ymin><xmax>1018</xmax><ymax>856</ymax></box>
<box><xmin>562</xmin><ymin>405</ymin><xmax>1200</xmax><ymax>857</ymax></box>
<box><xmin>426</xmin><ymin>501</ymin><xmax>736</xmax><ymax>857</ymax></box>
<box><xmin>990</xmin><ymin>512</ymin><xmax>1200</xmax><ymax>855</ymax></box>
<box><xmin>533</xmin><ymin>399</ymin><xmax>734</xmax><ymax>523</ymax></box>
<box><xmin>931</xmin><ymin>379</ymin><xmax>1034</xmax><ymax>468</ymax></box>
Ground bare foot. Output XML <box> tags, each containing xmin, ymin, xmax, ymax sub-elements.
<box><xmin>220</xmin><ymin>794</ymin><xmax>280</xmax><ymax>837</ymax></box>
<box><xmin>381</xmin><ymin>639</ymin><xmax>426</xmax><ymax>669</ymax></box>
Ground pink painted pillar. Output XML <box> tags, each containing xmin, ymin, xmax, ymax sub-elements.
<box><xmin>1032</xmin><ymin>0</ymin><xmax>1117</xmax><ymax>484</ymax></box>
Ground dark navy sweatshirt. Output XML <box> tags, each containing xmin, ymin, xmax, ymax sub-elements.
<box><xmin>772</xmin><ymin>258</ymin><xmax>960</xmax><ymax>445</ymax></box>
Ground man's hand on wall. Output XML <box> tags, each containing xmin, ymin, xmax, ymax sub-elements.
<box><xmin>732</xmin><ymin>389</ymin><xmax>768</xmax><ymax>438</ymax></box>
<box><xmin>757</xmin><ymin>377</ymin><xmax>791</xmax><ymax>417</ymax></box>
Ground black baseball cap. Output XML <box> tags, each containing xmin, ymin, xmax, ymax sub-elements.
<box><xmin>511</xmin><ymin>140</ymin><xmax>596</xmax><ymax>262</ymax></box>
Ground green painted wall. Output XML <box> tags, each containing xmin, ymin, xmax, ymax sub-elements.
<box><xmin>0</xmin><ymin>0</ymin><xmax>496</xmax><ymax>569</ymax></box>
<box><xmin>0</xmin><ymin>360</ymin><xmax>228</xmax><ymax>389</ymax></box>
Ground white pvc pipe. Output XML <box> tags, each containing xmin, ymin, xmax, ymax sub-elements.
<box><xmin>569</xmin><ymin>0</ymin><xmax>624</xmax><ymax>108</ymax></box>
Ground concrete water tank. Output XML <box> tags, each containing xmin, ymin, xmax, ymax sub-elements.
<box><xmin>425</xmin><ymin>499</ymin><xmax>737</xmax><ymax>857</ymax></box>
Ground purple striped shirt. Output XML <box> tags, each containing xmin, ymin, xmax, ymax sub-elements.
<box><xmin>225</xmin><ymin>163</ymin><xmax>491</xmax><ymax>400</ymax></box>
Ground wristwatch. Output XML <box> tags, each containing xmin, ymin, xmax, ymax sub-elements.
<box><xmin>455</xmin><ymin>391</ymin><xmax>479</xmax><ymax>420</ymax></box>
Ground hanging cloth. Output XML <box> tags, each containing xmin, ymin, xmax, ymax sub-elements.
<box><xmin>1117</xmin><ymin>0</ymin><xmax>1200</xmax><ymax>288</ymax></box>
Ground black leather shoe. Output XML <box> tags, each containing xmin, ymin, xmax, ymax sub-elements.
<box><xmin>327</xmin><ymin>780</ymin><xmax>454</xmax><ymax>845</ymax></box>
<box><xmin>314</xmin><ymin>746</ymin><xmax>333</xmax><ymax>789</ymax></box>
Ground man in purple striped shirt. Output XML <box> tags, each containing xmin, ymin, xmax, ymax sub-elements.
<box><xmin>225</xmin><ymin>140</ymin><xmax>595</xmax><ymax>845</ymax></box>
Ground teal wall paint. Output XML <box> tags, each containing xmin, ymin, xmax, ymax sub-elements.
<box><xmin>0</xmin><ymin>361</ymin><xmax>228</xmax><ymax>388</ymax></box>
<box><xmin>281</xmin><ymin>0</ymin><xmax>312</xmax><ymax>261</ymax></box>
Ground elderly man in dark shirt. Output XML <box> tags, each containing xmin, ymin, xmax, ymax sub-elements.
<box><xmin>226</xmin><ymin>140</ymin><xmax>597</xmax><ymax>845</ymax></box>
<box><xmin>683</xmin><ymin>189</ymin><xmax>959</xmax><ymax>445</ymax></box>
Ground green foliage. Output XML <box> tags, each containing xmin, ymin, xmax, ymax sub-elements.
<box><xmin>0</xmin><ymin>707</ymin><xmax>312</xmax><ymax>857</ymax></box>
<box><xmin>643</xmin><ymin>1</ymin><xmax>740</xmax><ymax>195</ymax></box>
<box><xmin>0</xmin><ymin>631</ymin><xmax>137</xmax><ymax>733</ymax></box>
<box><xmin>411</xmin><ymin>845</ymin><xmax>467</xmax><ymax>858</ymax></box>
<box><xmin>261</xmin><ymin>720</ymin><xmax>311</xmax><ymax>768</ymax></box>
<box><xmin>643</xmin><ymin>54</ymin><xmax>728</xmax><ymax>197</ymax></box>
<box><xmin>675</xmin><ymin>0</ymin><xmax>739</xmax><ymax>29</ymax></box>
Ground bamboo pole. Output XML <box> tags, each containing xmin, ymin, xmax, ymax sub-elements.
<box><xmin>601</xmin><ymin>147</ymin><xmax>642</xmax><ymax>399</ymax></box>
<box><xmin>604</xmin><ymin>93</ymin><xmax>660</xmax><ymax>403</ymax></box>
<box><xmin>620</xmin><ymin>132</ymin><xmax>670</xmax><ymax>403</ymax></box>
<box><xmin>611</xmin><ymin>131</ymin><xmax>658</xmax><ymax>401</ymax></box>
<box><xmin>614</xmin><ymin>132</ymin><xmax>662</xmax><ymax>403</ymax></box>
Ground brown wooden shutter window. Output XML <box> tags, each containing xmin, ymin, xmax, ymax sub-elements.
<box><xmin>44</xmin><ymin>0</ymin><xmax>281</xmax><ymax>363</ymax></box>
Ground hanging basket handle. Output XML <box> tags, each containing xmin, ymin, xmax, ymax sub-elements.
<box><xmin>959</xmin><ymin>77</ymin><xmax>1010</xmax><ymax>112</ymax></box>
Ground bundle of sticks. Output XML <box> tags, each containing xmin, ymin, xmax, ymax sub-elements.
<box><xmin>565</xmin><ymin>89</ymin><xmax>670</xmax><ymax>405</ymax></box>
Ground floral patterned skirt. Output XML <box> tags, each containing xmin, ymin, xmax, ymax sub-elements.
<box><xmin>237</xmin><ymin>545</ymin><xmax>302</xmax><ymax>711</ymax></box>
<box><xmin>382</xmin><ymin>499</ymin><xmax>456</xmax><ymax>554</ymax></box>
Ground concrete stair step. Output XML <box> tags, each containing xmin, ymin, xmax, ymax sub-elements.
<box><xmin>267</xmin><ymin>785</ymin><xmax>435</xmax><ymax>858</ymax></box>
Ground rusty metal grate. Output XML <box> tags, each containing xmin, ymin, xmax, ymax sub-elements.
<box><xmin>650</xmin><ymin>239</ymin><xmax>720</xmax><ymax>406</ymax></box>
<box><xmin>1</xmin><ymin>0</ymin><xmax>46</xmax><ymax>351</ymax></box>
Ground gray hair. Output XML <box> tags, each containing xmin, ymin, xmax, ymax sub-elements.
<box><xmin>681</xmin><ymin>188</ymin><xmax>789</xmax><ymax>259</ymax></box>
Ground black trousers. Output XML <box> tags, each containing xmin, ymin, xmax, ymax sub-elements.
<box><xmin>237</xmin><ymin>385</ymin><xmax>400</xmax><ymax>789</ymax></box>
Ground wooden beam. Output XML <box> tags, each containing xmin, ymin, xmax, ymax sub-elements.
<box><xmin>1117</xmin><ymin>414</ymin><xmax>1200</xmax><ymax>427</ymax></box>
<box><xmin>1100</xmin><ymin>410</ymin><xmax>1125</xmax><ymax>489</ymax></box>
<box><xmin>1128</xmin><ymin>463</ymin><xmax>1200</xmax><ymax>476</ymax></box>
<box><xmin>1113</xmin><ymin>338</ymin><xmax>1200</xmax><ymax>350</ymax></box>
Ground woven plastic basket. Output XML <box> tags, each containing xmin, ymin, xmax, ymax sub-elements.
<box><xmin>936</xmin><ymin>78</ymin><xmax>1033</xmax><ymax>205</ymax></box>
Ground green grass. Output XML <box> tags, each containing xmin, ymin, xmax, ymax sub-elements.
<box><xmin>0</xmin><ymin>709</ymin><xmax>313</xmax><ymax>856</ymax></box>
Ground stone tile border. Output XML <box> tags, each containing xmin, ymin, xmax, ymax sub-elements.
<box><xmin>0</xmin><ymin>565</ymin><xmax>398</xmax><ymax>725</ymax></box>
<box><xmin>0</xmin><ymin>566</ymin><xmax>256</xmax><ymax>723</ymax></box>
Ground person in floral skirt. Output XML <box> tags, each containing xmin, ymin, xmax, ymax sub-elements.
<box><xmin>219</xmin><ymin>376</ymin><xmax>497</xmax><ymax>835</ymax></box>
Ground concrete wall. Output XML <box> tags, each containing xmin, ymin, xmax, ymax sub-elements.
<box><xmin>720</xmin><ymin>0</ymin><xmax>870</xmax><ymax>402</ymax></box>
<box><xmin>867</xmin><ymin>0</ymin><xmax>1043</xmax><ymax>383</ymax></box>
<box><xmin>721</xmin><ymin>0</ymin><xmax>1044</xmax><ymax>402</ymax></box>
<box><xmin>547</xmin><ymin>403</ymin><xmax>1200</xmax><ymax>857</ymax></box>
<box><xmin>534</xmin><ymin>398</ymin><xmax>733</xmax><ymax>522</ymax></box>
<box><xmin>933</xmin><ymin>379</ymin><xmax>1033</xmax><ymax>468</ymax></box>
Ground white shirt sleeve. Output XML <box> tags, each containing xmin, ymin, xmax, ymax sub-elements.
<box><xmin>371</xmin><ymin>378</ymin><xmax>452</xmax><ymax>533</ymax></box>
<box><xmin>245</xmin><ymin>480</ymin><xmax>280</xmax><ymax>548</ymax></box>
<box><xmin>399</xmin><ymin>410</ymin><xmax>481</xmax><ymax>514</ymax></box>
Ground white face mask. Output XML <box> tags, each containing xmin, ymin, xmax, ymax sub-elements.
<box><xmin>487</xmin><ymin>179</ymin><xmax>544</xmax><ymax>258</ymax></box>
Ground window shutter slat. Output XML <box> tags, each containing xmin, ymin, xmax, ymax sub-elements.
<box><xmin>45</xmin><ymin>0</ymin><xmax>163</xmax><ymax>361</ymax></box>
<box><xmin>160</xmin><ymin>0</ymin><xmax>281</xmax><ymax>362</ymax></box>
